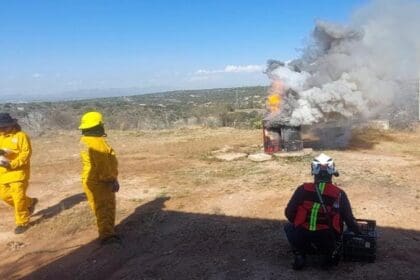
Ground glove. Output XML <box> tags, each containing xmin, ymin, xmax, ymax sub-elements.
<box><xmin>111</xmin><ymin>180</ymin><xmax>120</xmax><ymax>192</ymax></box>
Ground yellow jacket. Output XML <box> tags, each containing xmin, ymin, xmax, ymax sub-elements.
<box><xmin>80</xmin><ymin>136</ymin><xmax>118</xmax><ymax>183</ymax></box>
<box><xmin>0</xmin><ymin>130</ymin><xmax>32</xmax><ymax>184</ymax></box>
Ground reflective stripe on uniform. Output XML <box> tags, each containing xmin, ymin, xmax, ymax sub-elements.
<box><xmin>318</xmin><ymin>182</ymin><xmax>326</xmax><ymax>194</ymax></box>
<box><xmin>309</xmin><ymin>203</ymin><xmax>320</xmax><ymax>230</ymax></box>
<box><xmin>308</xmin><ymin>182</ymin><xmax>326</xmax><ymax>231</ymax></box>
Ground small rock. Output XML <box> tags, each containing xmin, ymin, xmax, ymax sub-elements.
<box><xmin>248</xmin><ymin>153</ymin><xmax>272</xmax><ymax>162</ymax></box>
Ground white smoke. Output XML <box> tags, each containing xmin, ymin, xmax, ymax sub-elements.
<box><xmin>270</xmin><ymin>66</ymin><xmax>309</xmax><ymax>92</ymax></box>
<box><xmin>267</xmin><ymin>0</ymin><xmax>420</xmax><ymax>126</ymax></box>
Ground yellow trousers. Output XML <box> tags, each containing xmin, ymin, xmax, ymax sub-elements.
<box><xmin>0</xmin><ymin>181</ymin><xmax>32</xmax><ymax>226</ymax></box>
<box><xmin>83</xmin><ymin>181</ymin><xmax>116</xmax><ymax>239</ymax></box>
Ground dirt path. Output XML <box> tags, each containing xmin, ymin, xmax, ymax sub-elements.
<box><xmin>0</xmin><ymin>127</ymin><xmax>419</xmax><ymax>279</ymax></box>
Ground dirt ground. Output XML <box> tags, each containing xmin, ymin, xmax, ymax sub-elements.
<box><xmin>0</xmin><ymin>126</ymin><xmax>419</xmax><ymax>280</ymax></box>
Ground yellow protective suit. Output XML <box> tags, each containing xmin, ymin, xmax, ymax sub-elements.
<box><xmin>0</xmin><ymin>130</ymin><xmax>33</xmax><ymax>226</ymax></box>
<box><xmin>80</xmin><ymin>136</ymin><xmax>118</xmax><ymax>240</ymax></box>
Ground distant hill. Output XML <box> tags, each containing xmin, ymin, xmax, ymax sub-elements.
<box><xmin>0</xmin><ymin>86</ymin><xmax>268</xmax><ymax>135</ymax></box>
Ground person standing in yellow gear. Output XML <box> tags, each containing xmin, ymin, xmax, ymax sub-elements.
<box><xmin>0</xmin><ymin>113</ymin><xmax>38</xmax><ymax>234</ymax></box>
<box><xmin>79</xmin><ymin>111</ymin><xmax>121</xmax><ymax>245</ymax></box>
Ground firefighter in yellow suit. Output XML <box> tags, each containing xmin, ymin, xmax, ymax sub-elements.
<box><xmin>0</xmin><ymin>113</ymin><xmax>38</xmax><ymax>234</ymax></box>
<box><xmin>79</xmin><ymin>111</ymin><xmax>121</xmax><ymax>245</ymax></box>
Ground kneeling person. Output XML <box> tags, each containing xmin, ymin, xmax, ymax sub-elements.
<box><xmin>284</xmin><ymin>153</ymin><xmax>359</xmax><ymax>270</ymax></box>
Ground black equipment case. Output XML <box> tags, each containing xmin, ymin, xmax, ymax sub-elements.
<box><xmin>342</xmin><ymin>219</ymin><xmax>377</xmax><ymax>262</ymax></box>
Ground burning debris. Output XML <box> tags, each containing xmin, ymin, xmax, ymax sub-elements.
<box><xmin>263</xmin><ymin>0</ymin><xmax>420</xmax><ymax>151</ymax></box>
<box><xmin>262</xmin><ymin>76</ymin><xmax>305</xmax><ymax>153</ymax></box>
<box><xmin>263</xmin><ymin>121</ymin><xmax>303</xmax><ymax>154</ymax></box>
<box><xmin>263</xmin><ymin>63</ymin><xmax>304</xmax><ymax>153</ymax></box>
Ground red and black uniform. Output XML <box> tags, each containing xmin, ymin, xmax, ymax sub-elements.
<box><xmin>284</xmin><ymin>181</ymin><xmax>359</xmax><ymax>254</ymax></box>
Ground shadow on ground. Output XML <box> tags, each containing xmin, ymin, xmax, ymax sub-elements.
<box><xmin>30</xmin><ymin>193</ymin><xmax>86</xmax><ymax>225</ymax></box>
<box><xmin>4</xmin><ymin>197</ymin><xmax>420</xmax><ymax>280</ymax></box>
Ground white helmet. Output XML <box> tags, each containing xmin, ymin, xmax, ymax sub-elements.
<box><xmin>311</xmin><ymin>153</ymin><xmax>337</xmax><ymax>176</ymax></box>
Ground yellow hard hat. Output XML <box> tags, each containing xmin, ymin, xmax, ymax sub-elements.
<box><xmin>79</xmin><ymin>111</ymin><xmax>103</xmax><ymax>130</ymax></box>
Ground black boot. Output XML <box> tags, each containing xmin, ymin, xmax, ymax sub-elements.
<box><xmin>100</xmin><ymin>235</ymin><xmax>122</xmax><ymax>246</ymax></box>
<box><xmin>320</xmin><ymin>254</ymin><xmax>334</xmax><ymax>270</ymax></box>
<box><xmin>14</xmin><ymin>225</ymin><xmax>29</xmax><ymax>234</ymax></box>
<box><xmin>292</xmin><ymin>252</ymin><xmax>306</xmax><ymax>270</ymax></box>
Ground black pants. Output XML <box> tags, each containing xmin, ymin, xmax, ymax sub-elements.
<box><xmin>284</xmin><ymin>223</ymin><xmax>336</xmax><ymax>255</ymax></box>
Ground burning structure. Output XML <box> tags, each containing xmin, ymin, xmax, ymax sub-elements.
<box><xmin>263</xmin><ymin>122</ymin><xmax>303</xmax><ymax>153</ymax></box>
<box><xmin>263</xmin><ymin>74</ymin><xmax>304</xmax><ymax>153</ymax></box>
<box><xmin>263</xmin><ymin>0</ymin><xmax>419</xmax><ymax>153</ymax></box>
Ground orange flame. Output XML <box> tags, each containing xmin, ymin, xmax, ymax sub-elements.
<box><xmin>267</xmin><ymin>80</ymin><xmax>284</xmax><ymax>114</ymax></box>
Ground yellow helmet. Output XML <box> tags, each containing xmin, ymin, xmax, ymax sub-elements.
<box><xmin>79</xmin><ymin>111</ymin><xmax>103</xmax><ymax>130</ymax></box>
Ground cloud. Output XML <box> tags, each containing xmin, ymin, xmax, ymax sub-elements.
<box><xmin>32</xmin><ymin>73</ymin><xmax>43</xmax><ymax>79</ymax></box>
<box><xmin>196</xmin><ymin>64</ymin><xmax>264</xmax><ymax>75</ymax></box>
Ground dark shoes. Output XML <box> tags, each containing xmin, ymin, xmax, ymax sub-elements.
<box><xmin>291</xmin><ymin>253</ymin><xmax>338</xmax><ymax>270</ymax></box>
<box><xmin>321</xmin><ymin>254</ymin><xmax>337</xmax><ymax>270</ymax></box>
<box><xmin>292</xmin><ymin>253</ymin><xmax>306</xmax><ymax>270</ymax></box>
<box><xmin>100</xmin><ymin>235</ymin><xmax>122</xmax><ymax>246</ymax></box>
<box><xmin>14</xmin><ymin>225</ymin><xmax>29</xmax><ymax>234</ymax></box>
<box><xmin>13</xmin><ymin>198</ymin><xmax>38</xmax><ymax>235</ymax></box>
<box><xmin>28</xmin><ymin>198</ymin><xmax>38</xmax><ymax>215</ymax></box>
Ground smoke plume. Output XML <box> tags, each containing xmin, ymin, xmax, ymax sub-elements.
<box><xmin>266</xmin><ymin>0</ymin><xmax>420</xmax><ymax>127</ymax></box>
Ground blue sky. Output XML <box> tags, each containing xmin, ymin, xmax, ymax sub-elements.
<box><xmin>0</xmin><ymin>0</ymin><xmax>367</xmax><ymax>100</ymax></box>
